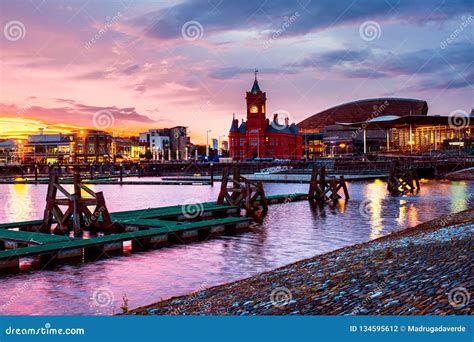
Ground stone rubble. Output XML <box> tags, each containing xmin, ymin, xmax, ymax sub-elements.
<box><xmin>129</xmin><ymin>209</ymin><xmax>473</xmax><ymax>315</ymax></box>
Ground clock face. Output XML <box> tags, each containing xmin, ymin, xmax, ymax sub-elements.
<box><xmin>250</xmin><ymin>105</ymin><xmax>258</xmax><ymax>113</ymax></box>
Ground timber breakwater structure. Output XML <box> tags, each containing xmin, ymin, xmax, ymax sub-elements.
<box><xmin>0</xmin><ymin>165</ymin><xmax>355</xmax><ymax>274</ymax></box>
<box><xmin>0</xmin><ymin>161</ymin><xmax>424</xmax><ymax>275</ymax></box>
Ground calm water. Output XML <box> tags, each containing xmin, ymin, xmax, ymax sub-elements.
<box><xmin>0</xmin><ymin>179</ymin><xmax>472</xmax><ymax>315</ymax></box>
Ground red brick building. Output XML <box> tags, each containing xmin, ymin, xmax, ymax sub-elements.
<box><xmin>229</xmin><ymin>73</ymin><xmax>302</xmax><ymax>160</ymax></box>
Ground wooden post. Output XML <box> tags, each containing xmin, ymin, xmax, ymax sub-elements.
<box><xmin>387</xmin><ymin>161</ymin><xmax>421</xmax><ymax>195</ymax></box>
<box><xmin>39</xmin><ymin>169</ymin><xmax>59</xmax><ymax>233</ymax></box>
<box><xmin>217</xmin><ymin>168</ymin><xmax>229</xmax><ymax>205</ymax></box>
<box><xmin>308</xmin><ymin>165</ymin><xmax>348</xmax><ymax>203</ymax></box>
<box><xmin>414</xmin><ymin>172</ymin><xmax>420</xmax><ymax>190</ymax></box>
<box><xmin>72</xmin><ymin>173</ymin><xmax>83</xmax><ymax>236</ymax></box>
<box><xmin>340</xmin><ymin>176</ymin><xmax>349</xmax><ymax>199</ymax></box>
<box><xmin>210</xmin><ymin>162</ymin><xmax>214</xmax><ymax>186</ymax></box>
<box><xmin>39</xmin><ymin>167</ymin><xmax>115</xmax><ymax>236</ymax></box>
<box><xmin>217</xmin><ymin>166</ymin><xmax>268</xmax><ymax>217</ymax></box>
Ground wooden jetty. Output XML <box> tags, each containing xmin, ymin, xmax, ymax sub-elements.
<box><xmin>0</xmin><ymin>192</ymin><xmax>308</xmax><ymax>273</ymax></box>
<box><xmin>0</xmin><ymin>165</ymin><xmax>351</xmax><ymax>274</ymax></box>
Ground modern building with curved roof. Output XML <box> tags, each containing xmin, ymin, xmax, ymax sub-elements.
<box><xmin>297</xmin><ymin>98</ymin><xmax>429</xmax><ymax>132</ymax></box>
<box><xmin>297</xmin><ymin>98</ymin><xmax>473</xmax><ymax>158</ymax></box>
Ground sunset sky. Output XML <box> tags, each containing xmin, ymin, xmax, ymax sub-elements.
<box><xmin>0</xmin><ymin>0</ymin><xmax>472</xmax><ymax>143</ymax></box>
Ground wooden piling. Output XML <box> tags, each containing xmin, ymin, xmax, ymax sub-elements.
<box><xmin>387</xmin><ymin>161</ymin><xmax>420</xmax><ymax>195</ymax></box>
<box><xmin>308</xmin><ymin>166</ymin><xmax>349</xmax><ymax>203</ymax></box>
<box><xmin>217</xmin><ymin>167</ymin><xmax>268</xmax><ymax>217</ymax></box>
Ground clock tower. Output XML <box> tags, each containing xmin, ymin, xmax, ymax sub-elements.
<box><xmin>228</xmin><ymin>70</ymin><xmax>302</xmax><ymax>161</ymax></box>
<box><xmin>246</xmin><ymin>69</ymin><xmax>267</xmax><ymax>132</ymax></box>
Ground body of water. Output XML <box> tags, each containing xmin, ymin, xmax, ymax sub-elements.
<box><xmin>0</xmin><ymin>178</ymin><xmax>472</xmax><ymax>315</ymax></box>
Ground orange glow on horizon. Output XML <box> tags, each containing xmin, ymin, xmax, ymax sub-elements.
<box><xmin>0</xmin><ymin>117</ymin><xmax>140</xmax><ymax>139</ymax></box>
<box><xmin>0</xmin><ymin>116</ymin><xmax>203</xmax><ymax>143</ymax></box>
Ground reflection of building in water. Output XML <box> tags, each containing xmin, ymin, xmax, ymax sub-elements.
<box><xmin>363</xmin><ymin>179</ymin><xmax>385</xmax><ymax>240</ymax></box>
<box><xmin>396</xmin><ymin>200</ymin><xmax>418</xmax><ymax>228</ymax></box>
<box><xmin>449</xmin><ymin>182</ymin><xmax>468</xmax><ymax>213</ymax></box>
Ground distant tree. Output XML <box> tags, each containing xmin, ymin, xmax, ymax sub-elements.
<box><xmin>144</xmin><ymin>150</ymin><xmax>153</xmax><ymax>160</ymax></box>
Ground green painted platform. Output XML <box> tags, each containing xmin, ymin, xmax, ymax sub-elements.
<box><xmin>0</xmin><ymin>219</ymin><xmax>44</xmax><ymax>230</ymax></box>
<box><xmin>0</xmin><ymin>230</ymin><xmax>72</xmax><ymax>244</ymax></box>
<box><xmin>0</xmin><ymin>192</ymin><xmax>311</xmax><ymax>272</ymax></box>
<box><xmin>0</xmin><ymin>216</ymin><xmax>250</xmax><ymax>260</ymax></box>
<box><xmin>110</xmin><ymin>202</ymin><xmax>238</xmax><ymax>222</ymax></box>
<box><xmin>0</xmin><ymin>194</ymin><xmax>308</xmax><ymax>230</ymax></box>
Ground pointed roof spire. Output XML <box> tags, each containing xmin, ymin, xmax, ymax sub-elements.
<box><xmin>230</xmin><ymin>113</ymin><xmax>239</xmax><ymax>132</ymax></box>
<box><xmin>251</xmin><ymin>68</ymin><xmax>261</xmax><ymax>94</ymax></box>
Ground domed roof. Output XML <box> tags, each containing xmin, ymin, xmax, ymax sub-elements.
<box><xmin>297</xmin><ymin>98</ymin><xmax>428</xmax><ymax>130</ymax></box>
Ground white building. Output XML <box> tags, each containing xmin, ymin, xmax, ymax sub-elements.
<box><xmin>139</xmin><ymin>129</ymin><xmax>170</xmax><ymax>160</ymax></box>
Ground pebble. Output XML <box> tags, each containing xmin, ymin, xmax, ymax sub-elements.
<box><xmin>128</xmin><ymin>213</ymin><xmax>474</xmax><ymax>316</ymax></box>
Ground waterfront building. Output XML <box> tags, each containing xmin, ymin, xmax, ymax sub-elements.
<box><xmin>0</xmin><ymin>139</ymin><xmax>18</xmax><ymax>164</ymax></box>
<box><xmin>229</xmin><ymin>72</ymin><xmax>302</xmax><ymax>160</ymax></box>
<box><xmin>169</xmin><ymin>126</ymin><xmax>189</xmax><ymax>160</ymax></box>
<box><xmin>221</xmin><ymin>140</ymin><xmax>229</xmax><ymax>152</ymax></box>
<box><xmin>0</xmin><ymin>129</ymin><xmax>113</xmax><ymax>164</ymax></box>
<box><xmin>73</xmin><ymin>129</ymin><xmax>113</xmax><ymax>163</ymax></box>
<box><xmin>111</xmin><ymin>137</ymin><xmax>144</xmax><ymax>162</ymax></box>
<box><xmin>212</xmin><ymin>138</ymin><xmax>218</xmax><ymax>151</ymax></box>
<box><xmin>139</xmin><ymin>129</ymin><xmax>170</xmax><ymax>160</ymax></box>
<box><xmin>139</xmin><ymin>127</ymin><xmax>189</xmax><ymax>160</ymax></box>
<box><xmin>21</xmin><ymin>130</ymin><xmax>75</xmax><ymax>164</ymax></box>
<box><xmin>297</xmin><ymin>98</ymin><xmax>473</xmax><ymax>156</ymax></box>
<box><xmin>338</xmin><ymin>114</ymin><xmax>473</xmax><ymax>154</ymax></box>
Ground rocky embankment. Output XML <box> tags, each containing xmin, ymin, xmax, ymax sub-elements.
<box><xmin>129</xmin><ymin>209</ymin><xmax>473</xmax><ymax>315</ymax></box>
<box><xmin>445</xmin><ymin>167</ymin><xmax>474</xmax><ymax>181</ymax></box>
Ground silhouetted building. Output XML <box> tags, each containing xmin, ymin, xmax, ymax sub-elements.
<box><xmin>212</xmin><ymin>138</ymin><xmax>218</xmax><ymax>151</ymax></box>
<box><xmin>222</xmin><ymin>140</ymin><xmax>229</xmax><ymax>152</ymax></box>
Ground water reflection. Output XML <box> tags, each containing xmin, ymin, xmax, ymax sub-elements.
<box><xmin>4</xmin><ymin>184</ymin><xmax>33</xmax><ymax>222</ymax></box>
<box><xmin>0</xmin><ymin>179</ymin><xmax>472</xmax><ymax>315</ymax></box>
<box><xmin>363</xmin><ymin>179</ymin><xmax>385</xmax><ymax>239</ymax></box>
<box><xmin>449</xmin><ymin>181</ymin><xmax>468</xmax><ymax>212</ymax></box>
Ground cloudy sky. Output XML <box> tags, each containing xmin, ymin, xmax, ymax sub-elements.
<box><xmin>0</xmin><ymin>0</ymin><xmax>472</xmax><ymax>142</ymax></box>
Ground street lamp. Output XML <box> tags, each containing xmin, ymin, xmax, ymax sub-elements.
<box><xmin>206</xmin><ymin>129</ymin><xmax>211</xmax><ymax>160</ymax></box>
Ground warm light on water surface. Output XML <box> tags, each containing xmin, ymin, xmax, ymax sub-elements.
<box><xmin>0</xmin><ymin>179</ymin><xmax>471</xmax><ymax>315</ymax></box>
